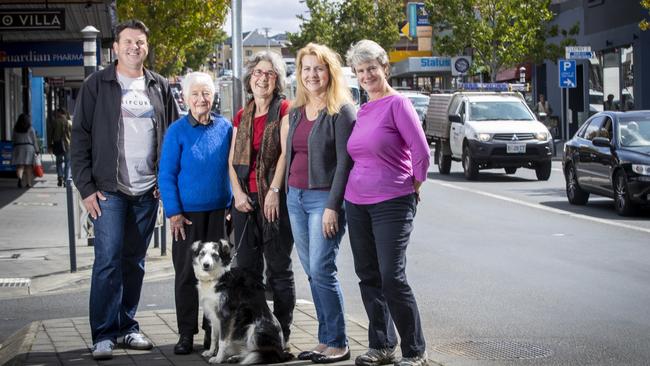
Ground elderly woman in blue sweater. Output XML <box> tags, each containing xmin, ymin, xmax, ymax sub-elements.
<box><xmin>158</xmin><ymin>71</ymin><xmax>232</xmax><ymax>355</ymax></box>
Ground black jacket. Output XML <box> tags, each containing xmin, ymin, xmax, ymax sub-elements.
<box><xmin>285</xmin><ymin>104</ymin><xmax>356</xmax><ymax>210</ymax></box>
<box><xmin>71</xmin><ymin>62</ymin><xmax>179</xmax><ymax>199</ymax></box>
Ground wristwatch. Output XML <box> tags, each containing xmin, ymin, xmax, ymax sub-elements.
<box><xmin>270</xmin><ymin>186</ymin><xmax>280</xmax><ymax>193</ymax></box>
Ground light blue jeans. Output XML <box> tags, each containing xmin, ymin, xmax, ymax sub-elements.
<box><xmin>287</xmin><ymin>187</ymin><xmax>347</xmax><ymax>348</ymax></box>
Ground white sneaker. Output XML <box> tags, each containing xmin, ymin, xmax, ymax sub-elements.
<box><xmin>92</xmin><ymin>339</ymin><xmax>114</xmax><ymax>360</ymax></box>
<box><xmin>122</xmin><ymin>332</ymin><xmax>153</xmax><ymax>350</ymax></box>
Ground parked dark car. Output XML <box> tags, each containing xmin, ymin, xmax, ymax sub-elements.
<box><xmin>562</xmin><ymin>110</ymin><xmax>650</xmax><ymax>215</ymax></box>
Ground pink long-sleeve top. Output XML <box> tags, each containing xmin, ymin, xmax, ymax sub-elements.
<box><xmin>345</xmin><ymin>94</ymin><xmax>431</xmax><ymax>205</ymax></box>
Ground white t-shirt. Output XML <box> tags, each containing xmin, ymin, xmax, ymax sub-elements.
<box><xmin>116</xmin><ymin>72</ymin><xmax>157</xmax><ymax>196</ymax></box>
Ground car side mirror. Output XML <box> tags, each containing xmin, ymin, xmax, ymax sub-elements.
<box><xmin>449</xmin><ymin>114</ymin><xmax>462</xmax><ymax>123</ymax></box>
<box><xmin>592</xmin><ymin>136</ymin><xmax>611</xmax><ymax>148</ymax></box>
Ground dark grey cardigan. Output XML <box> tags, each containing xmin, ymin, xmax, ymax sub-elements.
<box><xmin>285</xmin><ymin>103</ymin><xmax>356</xmax><ymax>210</ymax></box>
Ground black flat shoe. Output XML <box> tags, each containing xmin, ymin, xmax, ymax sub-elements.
<box><xmin>298</xmin><ymin>350</ymin><xmax>318</xmax><ymax>360</ymax></box>
<box><xmin>311</xmin><ymin>349</ymin><xmax>350</xmax><ymax>364</ymax></box>
<box><xmin>174</xmin><ymin>335</ymin><xmax>193</xmax><ymax>355</ymax></box>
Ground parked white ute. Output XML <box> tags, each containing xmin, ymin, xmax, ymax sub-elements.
<box><xmin>425</xmin><ymin>91</ymin><xmax>553</xmax><ymax>180</ymax></box>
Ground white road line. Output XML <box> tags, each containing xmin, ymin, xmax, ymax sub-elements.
<box><xmin>427</xmin><ymin>179</ymin><xmax>650</xmax><ymax>235</ymax></box>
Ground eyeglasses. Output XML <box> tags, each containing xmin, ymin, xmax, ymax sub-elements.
<box><xmin>252</xmin><ymin>69</ymin><xmax>277</xmax><ymax>79</ymax></box>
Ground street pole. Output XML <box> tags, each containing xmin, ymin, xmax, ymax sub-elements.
<box><xmin>263</xmin><ymin>27</ymin><xmax>271</xmax><ymax>51</ymax></box>
<box><xmin>67</xmin><ymin>25</ymin><xmax>100</xmax><ymax>273</ymax></box>
<box><xmin>232</xmin><ymin>0</ymin><xmax>244</xmax><ymax>114</ymax></box>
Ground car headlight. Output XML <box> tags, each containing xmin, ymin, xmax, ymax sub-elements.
<box><xmin>477</xmin><ymin>133</ymin><xmax>491</xmax><ymax>142</ymax></box>
<box><xmin>535</xmin><ymin>132</ymin><xmax>550</xmax><ymax>141</ymax></box>
<box><xmin>631</xmin><ymin>164</ymin><xmax>650</xmax><ymax>176</ymax></box>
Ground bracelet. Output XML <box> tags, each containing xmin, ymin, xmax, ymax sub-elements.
<box><xmin>269</xmin><ymin>186</ymin><xmax>280</xmax><ymax>193</ymax></box>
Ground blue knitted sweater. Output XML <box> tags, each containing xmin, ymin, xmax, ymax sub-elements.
<box><xmin>159</xmin><ymin>113</ymin><xmax>232</xmax><ymax>217</ymax></box>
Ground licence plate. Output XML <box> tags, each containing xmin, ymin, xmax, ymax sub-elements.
<box><xmin>507</xmin><ymin>143</ymin><xmax>526</xmax><ymax>153</ymax></box>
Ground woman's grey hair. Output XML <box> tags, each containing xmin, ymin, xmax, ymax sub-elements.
<box><xmin>181</xmin><ymin>72</ymin><xmax>215</xmax><ymax>102</ymax></box>
<box><xmin>346</xmin><ymin>39</ymin><xmax>389</xmax><ymax>71</ymax></box>
<box><xmin>243</xmin><ymin>51</ymin><xmax>286</xmax><ymax>96</ymax></box>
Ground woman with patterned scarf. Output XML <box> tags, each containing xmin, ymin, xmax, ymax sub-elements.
<box><xmin>227</xmin><ymin>51</ymin><xmax>295</xmax><ymax>346</ymax></box>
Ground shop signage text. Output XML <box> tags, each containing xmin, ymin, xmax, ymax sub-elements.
<box><xmin>0</xmin><ymin>9</ymin><xmax>65</xmax><ymax>31</ymax></box>
<box><xmin>0</xmin><ymin>41</ymin><xmax>84</xmax><ymax>67</ymax></box>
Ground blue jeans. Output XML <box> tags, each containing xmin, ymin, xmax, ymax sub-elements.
<box><xmin>55</xmin><ymin>152</ymin><xmax>70</xmax><ymax>179</ymax></box>
<box><xmin>89</xmin><ymin>190</ymin><xmax>158</xmax><ymax>343</ymax></box>
<box><xmin>287</xmin><ymin>187</ymin><xmax>347</xmax><ymax>348</ymax></box>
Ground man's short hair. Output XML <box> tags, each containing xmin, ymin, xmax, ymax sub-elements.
<box><xmin>113</xmin><ymin>20</ymin><xmax>149</xmax><ymax>42</ymax></box>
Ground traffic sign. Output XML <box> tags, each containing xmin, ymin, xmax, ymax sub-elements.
<box><xmin>565</xmin><ymin>46</ymin><xmax>593</xmax><ymax>59</ymax></box>
<box><xmin>558</xmin><ymin>59</ymin><xmax>576</xmax><ymax>89</ymax></box>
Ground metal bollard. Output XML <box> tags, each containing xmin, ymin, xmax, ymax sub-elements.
<box><xmin>66</xmin><ymin>178</ymin><xmax>77</xmax><ymax>272</ymax></box>
<box><xmin>161</xmin><ymin>217</ymin><xmax>167</xmax><ymax>256</ymax></box>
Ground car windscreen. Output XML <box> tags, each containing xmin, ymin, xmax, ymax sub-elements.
<box><xmin>618</xmin><ymin>117</ymin><xmax>650</xmax><ymax>147</ymax></box>
<box><xmin>469</xmin><ymin>101</ymin><xmax>534</xmax><ymax>121</ymax></box>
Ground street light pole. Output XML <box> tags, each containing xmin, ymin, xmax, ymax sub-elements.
<box><xmin>232</xmin><ymin>0</ymin><xmax>243</xmax><ymax>113</ymax></box>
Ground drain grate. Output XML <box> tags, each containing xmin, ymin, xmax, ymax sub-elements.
<box><xmin>0</xmin><ymin>278</ymin><xmax>32</xmax><ymax>294</ymax></box>
<box><xmin>434</xmin><ymin>340</ymin><xmax>552</xmax><ymax>360</ymax></box>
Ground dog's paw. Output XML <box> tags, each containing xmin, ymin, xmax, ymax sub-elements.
<box><xmin>226</xmin><ymin>355</ymin><xmax>242</xmax><ymax>363</ymax></box>
<box><xmin>202</xmin><ymin>349</ymin><xmax>215</xmax><ymax>358</ymax></box>
<box><xmin>208</xmin><ymin>356</ymin><xmax>221</xmax><ymax>364</ymax></box>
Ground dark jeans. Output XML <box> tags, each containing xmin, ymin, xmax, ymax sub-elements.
<box><xmin>172</xmin><ymin>209</ymin><xmax>225</xmax><ymax>336</ymax></box>
<box><xmin>231</xmin><ymin>192</ymin><xmax>295</xmax><ymax>341</ymax></box>
<box><xmin>89</xmin><ymin>190</ymin><xmax>158</xmax><ymax>344</ymax></box>
<box><xmin>345</xmin><ymin>193</ymin><xmax>426</xmax><ymax>358</ymax></box>
<box><xmin>55</xmin><ymin>152</ymin><xmax>70</xmax><ymax>179</ymax></box>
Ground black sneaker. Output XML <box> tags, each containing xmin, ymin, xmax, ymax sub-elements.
<box><xmin>356</xmin><ymin>347</ymin><xmax>397</xmax><ymax>366</ymax></box>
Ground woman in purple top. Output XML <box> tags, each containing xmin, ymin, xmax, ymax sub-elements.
<box><xmin>344</xmin><ymin>39</ymin><xmax>430</xmax><ymax>366</ymax></box>
<box><xmin>285</xmin><ymin>43</ymin><xmax>356</xmax><ymax>364</ymax></box>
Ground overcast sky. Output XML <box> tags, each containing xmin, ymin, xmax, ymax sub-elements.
<box><xmin>223</xmin><ymin>1</ymin><xmax>309</xmax><ymax>36</ymax></box>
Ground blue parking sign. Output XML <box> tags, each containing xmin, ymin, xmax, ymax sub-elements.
<box><xmin>558</xmin><ymin>59</ymin><xmax>576</xmax><ymax>88</ymax></box>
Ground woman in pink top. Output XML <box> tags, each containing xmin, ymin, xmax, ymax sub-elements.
<box><xmin>344</xmin><ymin>40</ymin><xmax>430</xmax><ymax>366</ymax></box>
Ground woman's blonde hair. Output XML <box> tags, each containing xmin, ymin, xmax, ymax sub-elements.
<box><xmin>294</xmin><ymin>43</ymin><xmax>352</xmax><ymax>115</ymax></box>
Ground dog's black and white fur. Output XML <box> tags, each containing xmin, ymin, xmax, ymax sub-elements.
<box><xmin>192</xmin><ymin>240</ymin><xmax>291</xmax><ymax>364</ymax></box>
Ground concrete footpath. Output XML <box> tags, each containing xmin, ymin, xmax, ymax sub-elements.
<box><xmin>0</xmin><ymin>158</ymin><xmax>439</xmax><ymax>366</ymax></box>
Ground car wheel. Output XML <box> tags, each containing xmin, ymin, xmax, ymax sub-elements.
<box><xmin>535</xmin><ymin>161</ymin><xmax>552</xmax><ymax>181</ymax></box>
<box><xmin>504</xmin><ymin>167</ymin><xmax>517</xmax><ymax>174</ymax></box>
<box><xmin>614</xmin><ymin>172</ymin><xmax>637</xmax><ymax>216</ymax></box>
<box><xmin>463</xmin><ymin>145</ymin><xmax>478</xmax><ymax>180</ymax></box>
<box><xmin>437</xmin><ymin>141</ymin><xmax>451</xmax><ymax>175</ymax></box>
<box><xmin>565</xmin><ymin>164</ymin><xmax>589</xmax><ymax>205</ymax></box>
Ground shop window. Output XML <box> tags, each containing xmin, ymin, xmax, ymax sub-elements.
<box><xmin>591</xmin><ymin>45</ymin><xmax>634</xmax><ymax>114</ymax></box>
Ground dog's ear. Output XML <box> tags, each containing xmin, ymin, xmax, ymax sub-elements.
<box><xmin>191</xmin><ymin>240</ymin><xmax>202</xmax><ymax>254</ymax></box>
<box><xmin>219</xmin><ymin>239</ymin><xmax>231</xmax><ymax>257</ymax></box>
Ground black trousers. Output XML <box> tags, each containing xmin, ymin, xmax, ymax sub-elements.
<box><xmin>345</xmin><ymin>193</ymin><xmax>426</xmax><ymax>358</ymax></box>
<box><xmin>231</xmin><ymin>192</ymin><xmax>295</xmax><ymax>341</ymax></box>
<box><xmin>172</xmin><ymin>209</ymin><xmax>226</xmax><ymax>336</ymax></box>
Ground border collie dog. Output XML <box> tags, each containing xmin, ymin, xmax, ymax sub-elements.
<box><xmin>192</xmin><ymin>240</ymin><xmax>292</xmax><ymax>364</ymax></box>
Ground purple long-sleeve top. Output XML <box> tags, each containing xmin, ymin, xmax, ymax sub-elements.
<box><xmin>345</xmin><ymin>94</ymin><xmax>431</xmax><ymax>204</ymax></box>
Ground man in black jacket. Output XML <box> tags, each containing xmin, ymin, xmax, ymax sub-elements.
<box><xmin>71</xmin><ymin>19</ymin><xmax>179</xmax><ymax>360</ymax></box>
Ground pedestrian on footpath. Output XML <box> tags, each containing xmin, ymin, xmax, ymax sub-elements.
<box><xmin>71</xmin><ymin>19</ymin><xmax>179</xmax><ymax>360</ymax></box>
<box><xmin>48</xmin><ymin>108</ymin><xmax>72</xmax><ymax>187</ymax></box>
<box><xmin>344</xmin><ymin>39</ymin><xmax>430</xmax><ymax>366</ymax></box>
<box><xmin>158</xmin><ymin>72</ymin><xmax>232</xmax><ymax>355</ymax></box>
<box><xmin>11</xmin><ymin>113</ymin><xmax>40</xmax><ymax>188</ymax></box>
<box><xmin>285</xmin><ymin>43</ymin><xmax>355</xmax><ymax>364</ymax></box>
<box><xmin>228</xmin><ymin>51</ymin><xmax>295</xmax><ymax>346</ymax></box>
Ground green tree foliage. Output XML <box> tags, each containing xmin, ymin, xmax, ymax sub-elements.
<box><xmin>425</xmin><ymin>0</ymin><xmax>554</xmax><ymax>81</ymax></box>
<box><xmin>289</xmin><ymin>0</ymin><xmax>402</xmax><ymax>60</ymax></box>
<box><xmin>641</xmin><ymin>0</ymin><xmax>650</xmax><ymax>30</ymax></box>
<box><xmin>117</xmin><ymin>0</ymin><xmax>229</xmax><ymax>76</ymax></box>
